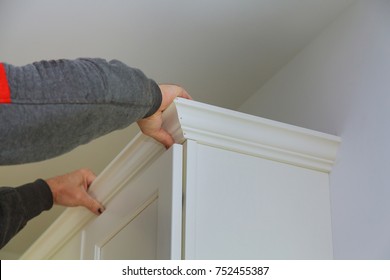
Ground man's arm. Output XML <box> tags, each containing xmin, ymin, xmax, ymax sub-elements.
<box><xmin>0</xmin><ymin>57</ymin><xmax>191</xmax><ymax>248</ymax></box>
<box><xmin>0</xmin><ymin>58</ymin><xmax>162</xmax><ymax>165</ymax></box>
<box><xmin>0</xmin><ymin>180</ymin><xmax>53</xmax><ymax>249</ymax></box>
<box><xmin>0</xmin><ymin>168</ymin><xmax>104</xmax><ymax>249</ymax></box>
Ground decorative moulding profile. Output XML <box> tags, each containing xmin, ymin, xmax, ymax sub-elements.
<box><xmin>163</xmin><ymin>98</ymin><xmax>341</xmax><ymax>172</ymax></box>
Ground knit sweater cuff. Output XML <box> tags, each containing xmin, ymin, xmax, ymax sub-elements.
<box><xmin>143</xmin><ymin>81</ymin><xmax>162</xmax><ymax>118</ymax></box>
<box><xmin>16</xmin><ymin>179</ymin><xmax>54</xmax><ymax>221</ymax></box>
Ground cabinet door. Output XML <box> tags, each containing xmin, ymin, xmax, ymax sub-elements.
<box><xmin>81</xmin><ymin>144</ymin><xmax>183</xmax><ymax>260</ymax></box>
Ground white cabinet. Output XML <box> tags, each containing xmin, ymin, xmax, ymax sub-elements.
<box><xmin>82</xmin><ymin>144</ymin><xmax>183</xmax><ymax>260</ymax></box>
<box><xmin>21</xmin><ymin>99</ymin><xmax>340</xmax><ymax>260</ymax></box>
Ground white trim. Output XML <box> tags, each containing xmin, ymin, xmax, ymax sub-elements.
<box><xmin>181</xmin><ymin>140</ymin><xmax>198</xmax><ymax>259</ymax></box>
<box><xmin>156</xmin><ymin>145</ymin><xmax>183</xmax><ymax>260</ymax></box>
<box><xmin>163</xmin><ymin>98</ymin><xmax>340</xmax><ymax>172</ymax></box>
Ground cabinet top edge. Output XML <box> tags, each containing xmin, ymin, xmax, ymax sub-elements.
<box><xmin>170</xmin><ymin>98</ymin><xmax>341</xmax><ymax>142</ymax></box>
<box><xmin>163</xmin><ymin>98</ymin><xmax>341</xmax><ymax>172</ymax></box>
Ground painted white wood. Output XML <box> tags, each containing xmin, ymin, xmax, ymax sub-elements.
<box><xmin>163</xmin><ymin>98</ymin><xmax>341</xmax><ymax>172</ymax></box>
<box><xmin>99</xmin><ymin>200</ymin><xmax>158</xmax><ymax>260</ymax></box>
<box><xmin>157</xmin><ymin>145</ymin><xmax>184</xmax><ymax>260</ymax></box>
<box><xmin>181</xmin><ymin>140</ymin><xmax>198</xmax><ymax>259</ymax></box>
<box><xmin>81</xmin><ymin>144</ymin><xmax>183</xmax><ymax>260</ymax></box>
<box><xmin>49</xmin><ymin>232</ymin><xmax>82</xmax><ymax>260</ymax></box>
<box><xmin>20</xmin><ymin>99</ymin><xmax>340</xmax><ymax>260</ymax></box>
<box><xmin>20</xmin><ymin>207</ymin><xmax>92</xmax><ymax>259</ymax></box>
<box><xmin>184</xmin><ymin>143</ymin><xmax>333</xmax><ymax>259</ymax></box>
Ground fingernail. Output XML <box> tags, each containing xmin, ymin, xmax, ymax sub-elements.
<box><xmin>98</xmin><ymin>208</ymin><xmax>103</xmax><ymax>214</ymax></box>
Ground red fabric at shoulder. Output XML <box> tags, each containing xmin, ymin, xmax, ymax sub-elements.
<box><xmin>0</xmin><ymin>63</ymin><xmax>11</xmax><ymax>104</ymax></box>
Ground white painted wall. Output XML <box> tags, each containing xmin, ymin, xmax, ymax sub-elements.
<box><xmin>239</xmin><ymin>0</ymin><xmax>390</xmax><ymax>259</ymax></box>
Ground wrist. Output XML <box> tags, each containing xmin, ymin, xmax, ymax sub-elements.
<box><xmin>44</xmin><ymin>178</ymin><xmax>58</xmax><ymax>205</ymax></box>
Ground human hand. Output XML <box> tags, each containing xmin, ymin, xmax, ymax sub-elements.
<box><xmin>137</xmin><ymin>84</ymin><xmax>192</xmax><ymax>148</ymax></box>
<box><xmin>45</xmin><ymin>168</ymin><xmax>104</xmax><ymax>216</ymax></box>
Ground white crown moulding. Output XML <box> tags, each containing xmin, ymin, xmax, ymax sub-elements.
<box><xmin>163</xmin><ymin>98</ymin><xmax>341</xmax><ymax>173</ymax></box>
<box><xmin>21</xmin><ymin>98</ymin><xmax>340</xmax><ymax>259</ymax></box>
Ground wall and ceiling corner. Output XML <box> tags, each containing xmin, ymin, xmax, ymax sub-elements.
<box><xmin>239</xmin><ymin>0</ymin><xmax>390</xmax><ymax>259</ymax></box>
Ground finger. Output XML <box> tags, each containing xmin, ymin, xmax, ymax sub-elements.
<box><xmin>79</xmin><ymin>168</ymin><xmax>97</xmax><ymax>190</ymax></box>
<box><xmin>177</xmin><ymin>88</ymin><xmax>192</xmax><ymax>100</ymax></box>
<box><xmin>85</xmin><ymin>170</ymin><xmax>97</xmax><ymax>187</ymax></box>
<box><xmin>159</xmin><ymin>85</ymin><xmax>193</xmax><ymax>110</ymax></box>
<box><xmin>80</xmin><ymin>193</ymin><xmax>105</xmax><ymax>216</ymax></box>
<box><xmin>151</xmin><ymin>128</ymin><xmax>175</xmax><ymax>149</ymax></box>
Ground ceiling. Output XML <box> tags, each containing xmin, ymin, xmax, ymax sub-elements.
<box><xmin>0</xmin><ymin>0</ymin><xmax>355</xmax><ymax>259</ymax></box>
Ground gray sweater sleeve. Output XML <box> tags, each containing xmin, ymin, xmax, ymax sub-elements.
<box><xmin>0</xmin><ymin>58</ymin><xmax>162</xmax><ymax>165</ymax></box>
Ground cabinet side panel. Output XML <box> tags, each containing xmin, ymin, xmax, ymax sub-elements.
<box><xmin>190</xmin><ymin>144</ymin><xmax>333</xmax><ymax>259</ymax></box>
<box><xmin>100</xmin><ymin>200</ymin><xmax>158</xmax><ymax>260</ymax></box>
<box><xmin>49</xmin><ymin>232</ymin><xmax>82</xmax><ymax>260</ymax></box>
<box><xmin>82</xmin><ymin>145</ymin><xmax>182</xmax><ymax>260</ymax></box>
